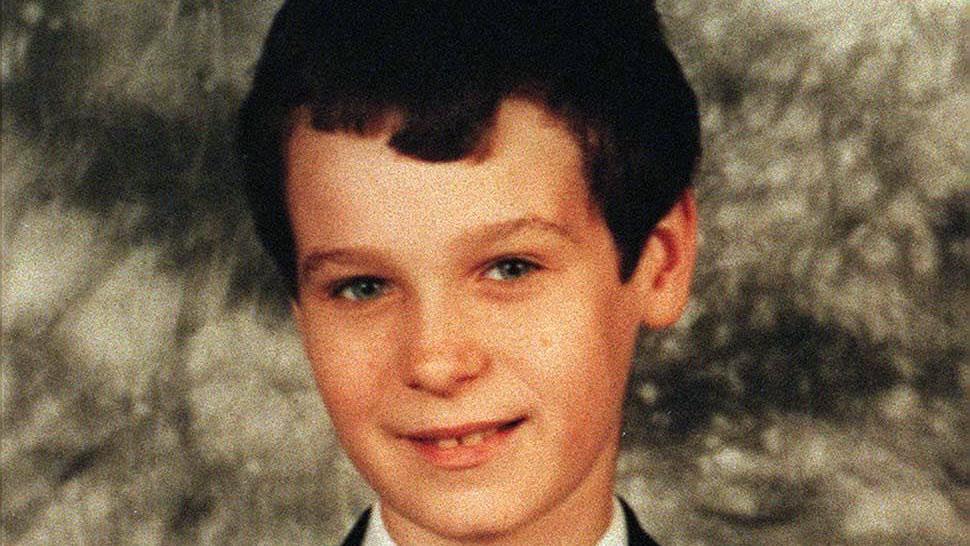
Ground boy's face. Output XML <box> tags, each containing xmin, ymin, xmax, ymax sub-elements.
<box><xmin>286</xmin><ymin>99</ymin><xmax>694</xmax><ymax>542</ymax></box>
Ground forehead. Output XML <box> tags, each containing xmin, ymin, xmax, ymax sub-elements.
<box><xmin>283</xmin><ymin>99</ymin><xmax>598</xmax><ymax>259</ymax></box>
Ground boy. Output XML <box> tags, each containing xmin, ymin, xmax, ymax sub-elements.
<box><xmin>237</xmin><ymin>2</ymin><xmax>700</xmax><ymax>545</ymax></box>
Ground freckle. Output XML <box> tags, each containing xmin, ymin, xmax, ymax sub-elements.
<box><xmin>540</xmin><ymin>337</ymin><xmax>552</xmax><ymax>348</ymax></box>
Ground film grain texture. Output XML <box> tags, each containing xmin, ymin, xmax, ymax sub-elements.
<box><xmin>2</xmin><ymin>1</ymin><xmax>968</xmax><ymax>544</ymax></box>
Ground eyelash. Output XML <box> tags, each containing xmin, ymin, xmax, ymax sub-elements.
<box><xmin>326</xmin><ymin>258</ymin><xmax>542</xmax><ymax>302</ymax></box>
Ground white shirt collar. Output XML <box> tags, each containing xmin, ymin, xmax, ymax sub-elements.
<box><xmin>361</xmin><ymin>502</ymin><xmax>396</xmax><ymax>546</ymax></box>
<box><xmin>600</xmin><ymin>497</ymin><xmax>629</xmax><ymax>546</ymax></box>
<box><xmin>361</xmin><ymin>497</ymin><xmax>627</xmax><ymax>546</ymax></box>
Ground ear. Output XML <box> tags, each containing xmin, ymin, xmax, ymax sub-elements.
<box><xmin>630</xmin><ymin>189</ymin><xmax>697</xmax><ymax>329</ymax></box>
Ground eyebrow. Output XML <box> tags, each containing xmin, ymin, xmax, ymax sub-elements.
<box><xmin>298</xmin><ymin>216</ymin><xmax>578</xmax><ymax>279</ymax></box>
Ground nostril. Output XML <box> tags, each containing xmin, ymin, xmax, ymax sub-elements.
<box><xmin>403</xmin><ymin>347</ymin><xmax>488</xmax><ymax>396</ymax></box>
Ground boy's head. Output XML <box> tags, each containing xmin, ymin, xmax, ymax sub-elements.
<box><xmin>238</xmin><ymin>1</ymin><xmax>699</xmax><ymax>298</ymax></box>
<box><xmin>238</xmin><ymin>1</ymin><xmax>699</xmax><ymax>543</ymax></box>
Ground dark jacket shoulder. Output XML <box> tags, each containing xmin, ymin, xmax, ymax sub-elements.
<box><xmin>340</xmin><ymin>507</ymin><xmax>371</xmax><ymax>546</ymax></box>
<box><xmin>619</xmin><ymin>497</ymin><xmax>662</xmax><ymax>546</ymax></box>
<box><xmin>340</xmin><ymin>500</ymin><xmax>662</xmax><ymax>546</ymax></box>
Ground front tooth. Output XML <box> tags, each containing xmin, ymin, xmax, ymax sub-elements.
<box><xmin>460</xmin><ymin>432</ymin><xmax>484</xmax><ymax>446</ymax></box>
<box><xmin>436</xmin><ymin>438</ymin><xmax>459</xmax><ymax>449</ymax></box>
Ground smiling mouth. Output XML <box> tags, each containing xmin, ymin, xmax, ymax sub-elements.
<box><xmin>410</xmin><ymin>418</ymin><xmax>525</xmax><ymax>448</ymax></box>
<box><xmin>404</xmin><ymin>417</ymin><xmax>527</xmax><ymax>469</ymax></box>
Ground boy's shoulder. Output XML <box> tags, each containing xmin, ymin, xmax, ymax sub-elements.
<box><xmin>619</xmin><ymin>497</ymin><xmax>663</xmax><ymax>546</ymax></box>
<box><xmin>339</xmin><ymin>499</ymin><xmax>663</xmax><ymax>546</ymax></box>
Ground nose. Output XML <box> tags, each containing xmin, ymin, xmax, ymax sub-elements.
<box><xmin>401</xmin><ymin>297</ymin><xmax>488</xmax><ymax>397</ymax></box>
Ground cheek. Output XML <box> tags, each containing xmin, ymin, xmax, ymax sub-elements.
<box><xmin>299</xmin><ymin>316</ymin><xmax>393</xmax><ymax>428</ymax></box>
<box><xmin>509</xmin><ymin>293</ymin><xmax>631</xmax><ymax>414</ymax></box>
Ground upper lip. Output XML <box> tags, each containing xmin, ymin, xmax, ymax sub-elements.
<box><xmin>403</xmin><ymin>417</ymin><xmax>525</xmax><ymax>441</ymax></box>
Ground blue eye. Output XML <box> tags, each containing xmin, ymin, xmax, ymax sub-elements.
<box><xmin>331</xmin><ymin>277</ymin><xmax>388</xmax><ymax>301</ymax></box>
<box><xmin>484</xmin><ymin>258</ymin><xmax>539</xmax><ymax>281</ymax></box>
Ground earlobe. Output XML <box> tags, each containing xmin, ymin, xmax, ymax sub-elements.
<box><xmin>633</xmin><ymin>189</ymin><xmax>697</xmax><ymax>329</ymax></box>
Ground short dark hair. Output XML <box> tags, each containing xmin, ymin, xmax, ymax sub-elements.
<box><xmin>237</xmin><ymin>1</ymin><xmax>700</xmax><ymax>297</ymax></box>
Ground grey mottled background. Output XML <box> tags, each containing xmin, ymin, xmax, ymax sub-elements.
<box><xmin>2</xmin><ymin>1</ymin><xmax>968</xmax><ymax>544</ymax></box>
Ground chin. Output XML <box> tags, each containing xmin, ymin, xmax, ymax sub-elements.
<box><xmin>398</xmin><ymin>485</ymin><xmax>543</xmax><ymax>541</ymax></box>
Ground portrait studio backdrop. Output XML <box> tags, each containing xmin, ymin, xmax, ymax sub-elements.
<box><xmin>2</xmin><ymin>1</ymin><xmax>967</xmax><ymax>544</ymax></box>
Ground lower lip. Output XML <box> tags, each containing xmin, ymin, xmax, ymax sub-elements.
<box><xmin>408</xmin><ymin>420</ymin><xmax>525</xmax><ymax>470</ymax></box>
